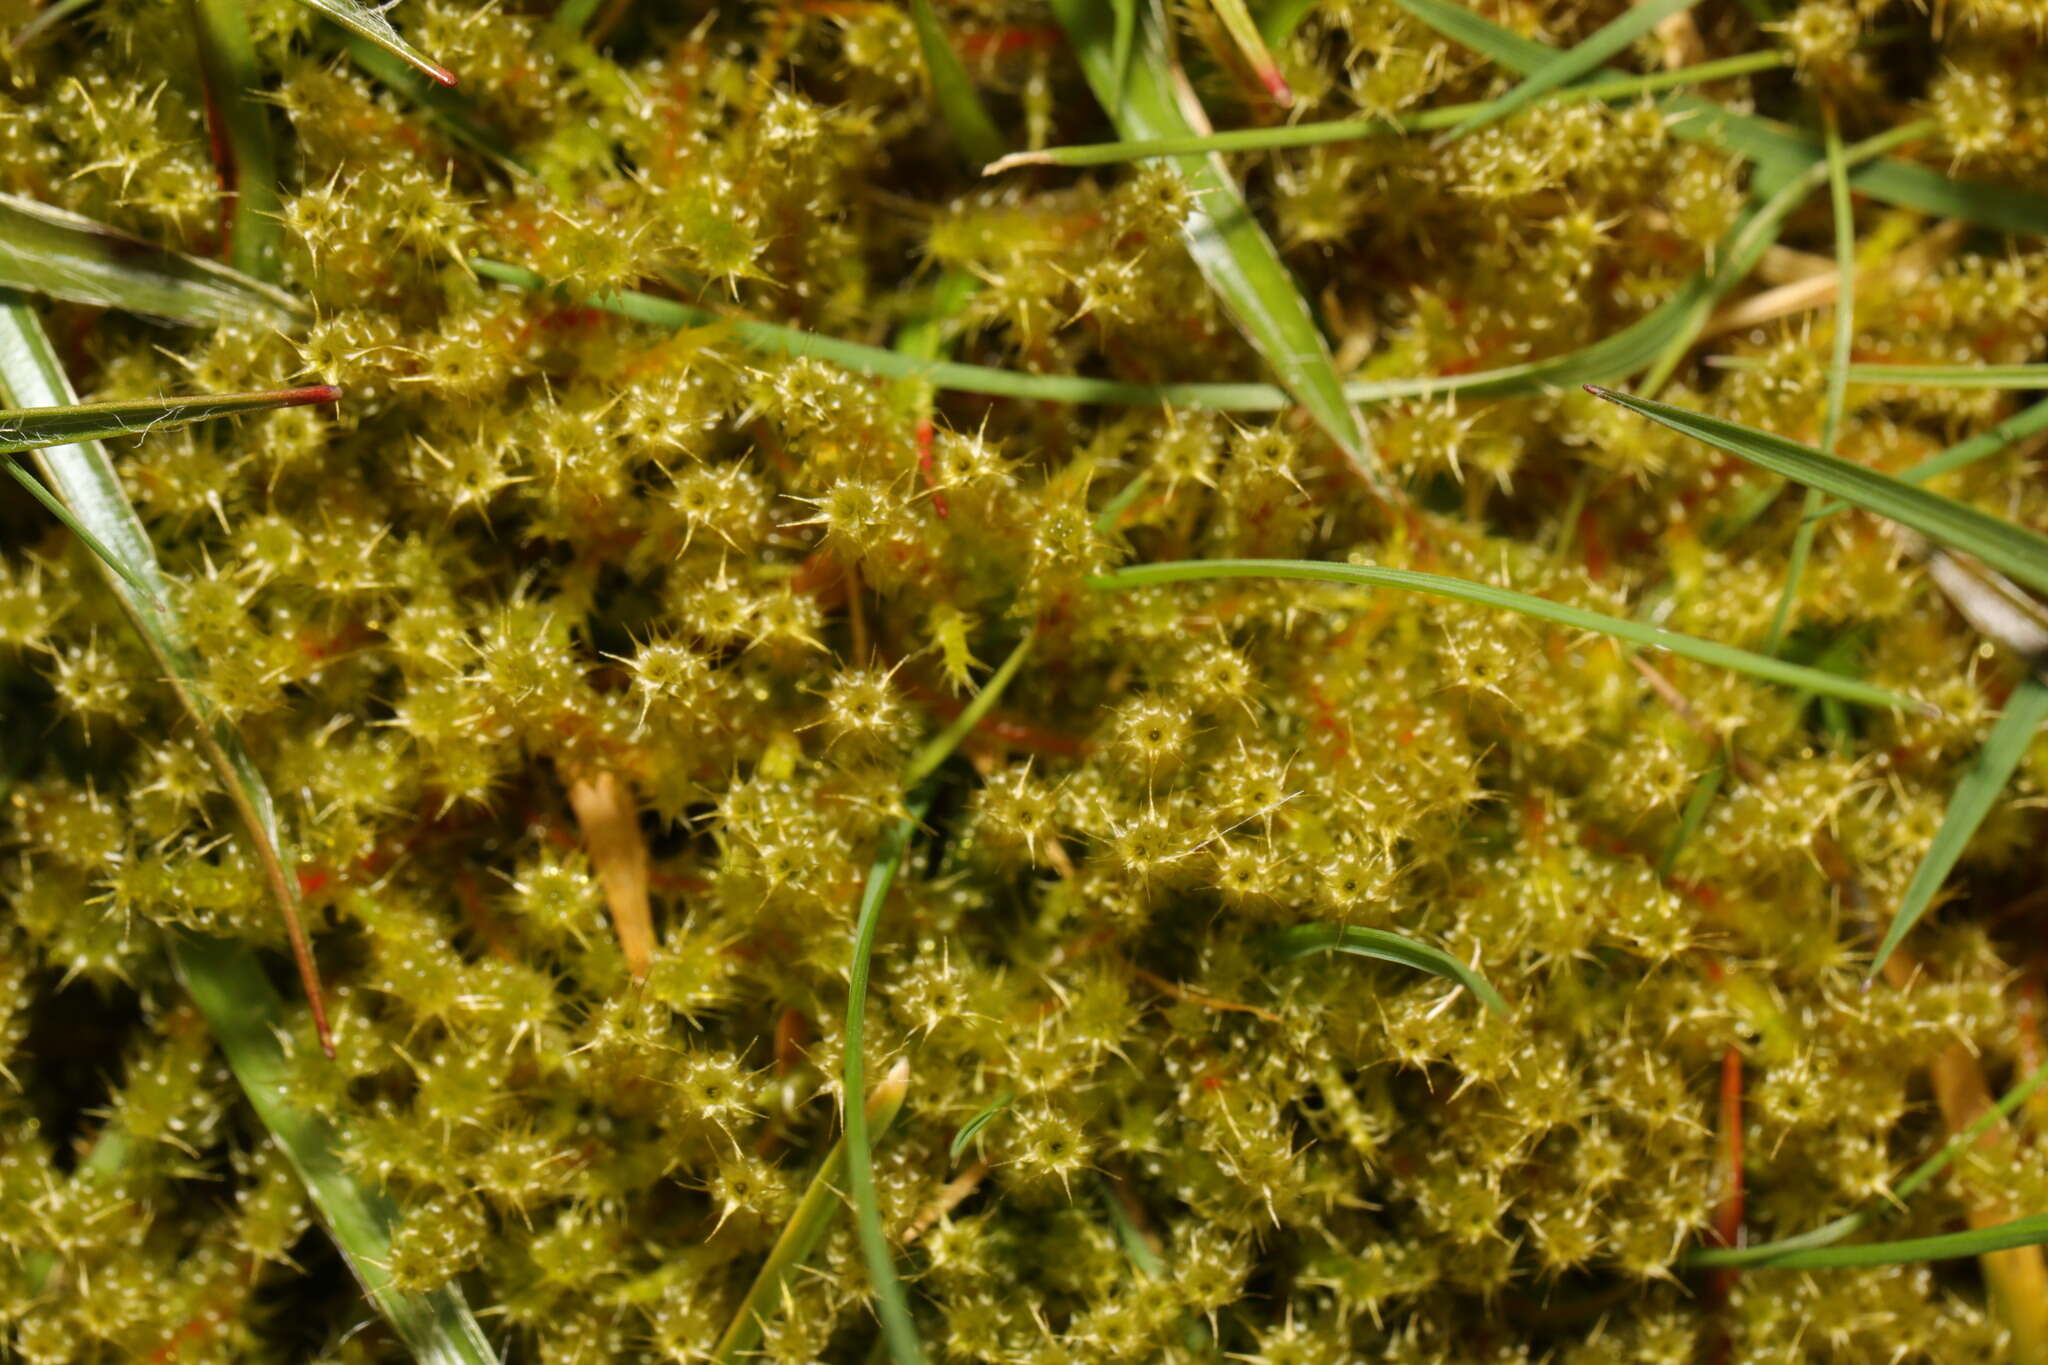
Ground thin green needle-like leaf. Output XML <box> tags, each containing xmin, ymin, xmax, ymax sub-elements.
<box><xmin>1707</xmin><ymin>1213</ymin><xmax>2048</xmax><ymax>1271</ymax></box>
<box><xmin>1429</xmin><ymin>0</ymin><xmax>1704</xmax><ymax>143</ymax></box>
<box><xmin>339</xmin><ymin>31</ymin><xmax>531</xmax><ymax>178</ymax></box>
<box><xmin>0</xmin><ymin>193</ymin><xmax>302</xmax><ymax>327</ymax></box>
<box><xmin>171</xmin><ymin>936</ymin><xmax>499</xmax><ymax>1365</ymax></box>
<box><xmin>909</xmin><ymin>0</ymin><xmax>1007</xmax><ymax>165</ymax></box>
<box><xmin>1869</xmin><ymin>677</ymin><xmax>2048</xmax><ymax>976</ymax></box>
<box><xmin>291</xmin><ymin>0</ymin><xmax>455</xmax><ymax>86</ymax></box>
<box><xmin>949</xmin><ymin>1091</ymin><xmax>1014</xmax><ymax>1162</ymax></box>
<box><xmin>1689</xmin><ymin>1053</ymin><xmax>2048</xmax><ymax>1269</ymax></box>
<box><xmin>987</xmin><ymin>52</ymin><xmax>1790</xmax><ymax>170</ymax></box>
<box><xmin>712</xmin><ymin>1062</ymin><xmax>911</xmax><ymax>1364</ymax></box>
<box><xmin>1110</xmin><ymin>0</ymin><xmax>1137</xmax><ymax>109</ymax></box>
<box><xmin>1657</xmin><ymin>751</ymin><xmax>1726</xmax><ymax>876</ymax></box>
<box><xmin>1808</xmin><ymin>397</ymin><xmax>2048</xmax><ymax>524</ymax></box>
<box><xmin>1254</xmin><ymin>0</ymin><xmax>1316</xmax><ymax>47</ymax></box>
<box><xmin>0</xmin><ymin>295</ymin><xmax>336</xmax><ymax>1060</ymax></box>
<box><xmin>1046</xmin><ymin>0</ymin><xmax>1379</xmax><ymax>486</ymax></box>
<box><xmin>0</xmin><ymin>385</ymin><xmax>341</xmax><ymax>455</ymax></box>
<box><xmin>1591</xmin><ymin>387</ymin><xmax>2048</xmax><ymax>601</ymax></box>
<box><xmin>1763</xmin><ymin>110</ymin><xmax>1856</xmax><ymax>654</ymax></box>
<box><xmin>845</xmin><ymin>798</ymin><xmax>934</xmax><ymax>1365</ymax></box>
<box><xmin>1088</xmin><ymin>558</ymin><xmax>1927</xmax><ymax>712</ymax></box>
<box><xmin>189</xmin><ymin>0</ymin><xmax>284</xmax><ymax>280</ymax></box>
<box><xmin>1266</xmin><ymin>924</ymin><xmax>1507</xmax><ymax>1015</ymax></box>
<box><xmin>1711</xmin><ymin>357</ymin><xmax>2048</xmax><ymax>389</ymax></box>
<box><xmin>1208</xmin><ymin>0</ymin><xmax>1292</xmax><ymax>106</ymax></box>
<box><xmin>1</xmin><ymin>456</ymin><xmax>155</xmax><ymax>601</ymax></box>
<box><xmin>902</xmin><ymin>633</ymin><xmax>1035</xmax><ymax>788</ymax></box>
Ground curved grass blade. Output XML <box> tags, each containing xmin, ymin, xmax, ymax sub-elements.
<box><xmin>339</xmin><ymin>32</ymin><xmax>531</xmax><ymax>179</ymax></box>
<box><xmin>1867</xmin><ymin>677</ymin><xmax>2048</xmax><ymax>977</ymax></box>
<box><xmin>1712</xmin><ymin>1213</ymin><xmax>2048</xmax><ymax>1271</ymax></box>
<box><xmin>1266</xmin><ymin>923</ymin><xmax>1506</xmax><ymax>1015</ymax></box>
<box><xmin>949</xmin><ymin>1091</ymin><xmax>1014</xmax><ymax>1162</ymax></box>
<box><xmin>189</xmin><ymin>0</ymin><xmax>284</xmax><ymax>279</ymax></box>
<box><xmin>1088</xmin><ymin>557</ymin><xmax>1927</xmax><ymax>712</ymax></box>
<box><xmin>1808</xmin><ymin>397</ymin><xmax>2048</xmax><ymax>524</ymax></box>
<box><xmin>909</xmin><ymin>0</ymin><xmax>1006</xmax><ymax>165</ymax></box>
<box><xmin>712</xmin><ymin>1061</ymin><xmax>911</xmax><ymax>1364</ymax></box>
<box><xmin>172</xmin><ymin>935</ymin><xmax>499</xmax><ymax>1365</ymax></box>
<box><xmin>1711</xmin><ymin>358</ymin><xmax>2048</xmax><ymax>389</ymax></box>
<box><xmin>2</xmin><ymin>457</ymin><xmax>157</xmax><ymax>601</ymax></box>
<box><xmin>1688</xmin><ymin>1053</ymin><xmax>2048</xmax><ymax>1270</ymax></box>
<box><xmin>986</xmin><ymin>52</ymin><xmax>1790</xmax><ymax>171</ymax></box>
<box><xmin>902</xmin><ymin>632</ymin><xmax>1034</xmax><ymax>787</ymax></box>
<box><xmin>1431</xmin><ymin>0</ymin><xmax>1704</xmax><ymax>144</ymax></box>
<box><xmin>1208</xmin><ymin>0</ymin><xmax>1291</xmax><ymax>106</ymax></box>
<box><xmin>0</xmin><ymin>193</ymin><xmax>302</xmax><ymax>327</ymax></box>
<box><xmin>0</xmin><ymin>297</ymin><xmax>334</xmax><ymax>1057</ymax></box>
<box><xmin>1045</xmin><ymin>0</ymin><xmax>1379</xmax><ymax>486</ymax></box>
<box><xmin>0</xmin><ymin>385</ymin><xmax>340</xmax><ymax>455</ymax></box>
<box><xmin>1590</xmin><ymin>387</ymin><xmax>2048</xmax><ymax>600</ymax></box>
<box><xmin>1110</xmin><ymin>0</ymin><xmax>1136</xmax><ymax>110</ymax></box>
<box><xmin>291</xmin><ymin>0</ymin><xmax>455</xmax><ymax>86</ymax></box>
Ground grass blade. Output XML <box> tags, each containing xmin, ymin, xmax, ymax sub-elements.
<box><xmin>1710</xmin><ymin>358</ymin><xmax>2048</xmax><ymax>389</ymax></box>
<box><xmin>1088</xmin><ymin>558</ymin><xmax>1928</xmax><ymax>712</ymax></box>
<box><xmin>949</xmin><ymin>1091</ymin><xmax>1014</xmax><ymax>1162</ymax></box>
<box><xmin>0</xmin><ymin>192</ymin><xmax>302</xmax><ymax>327</ymax></box>
<box><xmin>339</xmin><ymin>32</ymin><xmax>531</xmax><ymax>179</ymax></box>
<box><xmin>844</xmin><ymin>799</ymin><xmax>933</xmax><ymax>1365</ymax></box>
<box><xmin>1688</xmin><ymin>1053</ymin><xmax>2048</xmax><ymax>1269</ymax></box>
<box><xmin>902</xmin><ymin>633</ymin><xmax>1034</xmax><ymax>788</ymax></box>
<box><xmin>909</xmin><ymin>0</ymin><xmax>1006</xmax><ymax>166</ymax></box>
<box><xmin>1</xmin><ymin>456</ymin><xmax>158</xmax><ymax>601</ymax></box>
<box><xmin>1431</xmin><ymin>0</ymin><xmax>1704</xmax><ymax>143</ymax></box>
<box><xmin>1045</xmin><ymin>0</ymin><xmax>1380</xmax><ymax>486</ymax></box>
<box><xmin>290</xmin><ymin>0</ymin><xmax>455</xmax><ymax>86</ymax></box>
<box><xmin>0</xmin><ymin>295</ymin><xmax>333</xmax><ymax>1056</ymax></box>
<box><xmin>189</xmin><ymin>0</ymin><xmax>284</xmax><ymax>279</ymax></box>
<box><xmin>712</xmin><ymin>1061</ymin><xmax>911</xmax><ymax>1364</ymax></box>
<box><xmin>986</xmin><ymin>52</ymin><xmax>1791</xmax><ymax>171</ymax></box>
<box><xmin>1207</xmin><ymin>0</ymin><xmax>1292</xmax><ymax>106</ymax></box>
<box><xmin>1712</xmin><ymin>1213</ymin><xmax>2048</xmax><ymax>1271</ymax></box>
<box><xmin>1110</xmin><ymin>0</ymin><xmax>1136</xmax><ymax>111</ymax></box>
<box><xmin>1266</xmin><ymin>923</ymin><xmax>1507</xmax><ymax>1016</ymax></box>
<box><xmin>1590</xmin><ymin>387</ymin><xmax>2048</xmax><ymax>600</ymax></box>
<box><xmin>1868</xmin><ymin>677</ymin><xmax>2048</xmax><ymax>976</ymax></box>
<box><xmin>0</xmin><ymin>385</ymin><xmax>341</xmax><ymax>454</ymax></box>
<box><xmin>171</xmin><ymin>935</ymin><xmax>499</xmax><ymax>1365</ymax></box>
<box><xmin>1808</xmin><ymin>396</ymin><xmax>2048</xmax><ymax>524</ymax></box>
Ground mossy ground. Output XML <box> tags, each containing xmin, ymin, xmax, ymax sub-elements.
<box><xmin>3</xmin><ymin>0</ymin><xmax>2048</xmax><ymax>1361</ymax></box>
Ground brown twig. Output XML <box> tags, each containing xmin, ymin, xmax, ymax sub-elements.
<box><xmin>562</xmin><ymin>763</ymin><xmax>656</xmax><ymax>978</ymax></box>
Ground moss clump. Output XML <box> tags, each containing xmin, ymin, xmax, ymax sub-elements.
<box><xmin>4</xmin><ymin>0</ymin><xmax>2048</xmax><ymax>1361</ymax></box>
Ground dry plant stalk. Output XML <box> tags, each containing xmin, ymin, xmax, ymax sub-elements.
<box><xmin>563</xmin><ymin>764</ymin><xmax>656</xmax><ymax>978</ymax></box>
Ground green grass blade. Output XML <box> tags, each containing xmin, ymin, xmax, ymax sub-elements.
<box><xmin>1805</xmin><ymin>397</ymin><xmax>2048</xmax><ymax>525</ymax></box>
<box><xmin>1</xmin><ymin>457</ymin><xmax>158</xmax><ymax>601</ymax></box>
<box><xmin>1254</xmin><ymin>0</ymin><xmax>1316</xmax><ymax>47</ymax></box>
<box><xmin>1688</xmin><ymin>1053</ymin><xmax>2048</xmax><ymax>1269</ymax></box>
<box><xmin>1045</xmin><ymin>0</ymin><xmax>1380</xmax><ymax>485</ymax></box>
<box><xmin>1712</xmin><ymin>358</ymin><xmax>2048</xmax><ymax>389</ymax></box>
<box><xmin>902</xmin><ymin>632</ymin><xmax>1034</xmax><ymax>788</ymax></box>
<box><xmin>844</xmin><ymin>800</ymin><xmax>934</xmax><ymax>1365</ymax></box>
<box><xmin>1709</xmin><ymin>1213</ymin><xmax>2048</xmax><ymax>1271</ymax></box>
<box><xmin>1266</xmin><ymin>924</ymin><xmax>1507</xmax><ymax>1015</ymax></box>
<box><xmin>1432</xmin><ymin>0</ymin><xmax>1704</xmax><ymax>143</ymax></box>
<box><xmin>1868</xmin><ymin>676</ymin><xmax>2048</xmax><ymax>976</ymax></box>
<box><xmin>550</xmin><ymin>0</ymin><xmax>603</xmax><ymax>36</ymax></box>
<box><xmin>0</xmin><ymin>294</ymin><xmax>333</xmax><ymax>1048</ymax></box>
<box><xmin>171</xmin><ymin>935</ymin><xmax>499</xmax><ymax>1365</ymax></box>
<box><xmin>713</xmin><ymin>1063</ymin><xmax>911</xmax><ymax>1364</ymax></box>
<box><xmin>987</xmin><ymin>52</ymin><xmax>1790</xmax><ymax>171</ymax></box>
<box><xmin>1110</xmin><ymin>0</ymin><xmax>1136</xmax><ymax>110</ymax></box>
<box><xmin>1591</xmin><ymin>388</ymin><xmax>2048</xmax><ymax>600</ymax></box>
<box><xmin>1762</xmin><ymin>111</ymin><xmax>1855</xmax><ymax>654</ymax></box>
<box><xmin>1657</xmin><ymin>751</ymin><xmax>1726</xmax><ymax>876</ymax></box>
<box><xmin>0</xmin><ymin>385</ymin><xmax>341</xmax><ymax>455</ymax></box>
<box><xmin>1088</xmin><ymin>558</ymin><xmax>1927</xmax><ymax>712</ymax></box>
<box><xmin>0</xmin><ymin>192</ymin><xmax>302</xmax><ymax>327</ymax></box>
<box><xmin>339</xmin><ymin>32</ymin><xmax>532</xmax><ymax>179</ymax></box>
<box><xmin>1207</xmin><ymin>0</ymin><xmax>1292</xmax><ymax>106</ymax></box>
<box><xmin>189</xmin><ymin>0</ymin><xmax>284</xmax><ymax>279</ymax></box>
<box><xmin>291</xmin><ymin>0</ymin><xmax>455</xmax><ymax>86</ymax></box>
<box><xmin>909</xmin><ymin>0</ymin><xmax>1006</xmax><ymax>166</ymax></box>
<box><xmin>948</xmin><ymin>1091</ymin><xmax>1013</xmax><ymax>1162</ymax></box>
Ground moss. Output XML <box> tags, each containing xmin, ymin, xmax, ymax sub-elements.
<box><xmin>3</xmin><ymin>0</ymin><xmax>2048</xmax><ymax>1361</ymax></box>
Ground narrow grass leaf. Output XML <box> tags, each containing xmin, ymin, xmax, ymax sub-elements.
<box><xmin>1046</xmin><ymin>0</ymin><xmax>1379</xmax><ymax>485</ymax></box>
<box><xmin>986</xmin><ymin>52</ymin><xmax>1790</xmax><ymax>170</ymax></box>
<box><xmin>1712</xmin><ymin>358</ymin><xmax>2048</xmax><ymax>389</ymax></box>
<box><xmin>1110</xmin><ymin>0</ymin><xmax>1136</xmax><ymax>109</ymax></box>
<box><xmin>339</xmin><ymin>32</ymin><xmax>531</xmax><ymax>178</ymax></box>
<box><xmin>1868</xmin><ymin>676</ymin><xmax>2048</xmax><ymax>976</ymax></box>
<box><xmin>902</xmin><ymin>632</ymin><xmax>1034</xmax><ymax>788</ymax></box>
<box><xmin>1089</xmin><ymin>558</ymin><xmax>1925</xmax><ymax>711</ymax></box>
<box><xmin>1267</xmin><ymin>923</ymin><xmax>1507</xmax><ymax>1015</ymax></box>
<box><xmin>1689</xmin><ymin>1053</ymin><xmax>2048</xmax><ymax>1269</ymax></box>
<box><xmin>0</xmin><ymin>296</ymin><xmax>334</xmax><ymax>1057</ymax></box>
<box><xmin>2</xmin><ymin>456</ymin><xmax>156</xmax><ymax>601</ymax></box>
<box><xmin>1712</xmin><ymin>1213</ymin><xmax>2048</xmax><ymax>1271</ymax></box>
<box><xmin>0</xmin><ymin>385</ymin><xmax>341</xmax><ymax>455</ymax></box>
<box><xmin>1591</xmin><ymin>387</ymin><xmax>2048</xmax><ymax>600</ymax></box>
<box><xmin>909</xmin><ymin>0</ymin><xmax>1006</xmax><ymax>165</ymax></box>
<box><xmin>291</xmin><ymin>0</ymin><xmax>455</xmax><ymax>86</ymax></box>
<box><xmin>1433</xmin><ymin>0</ymin><xmax>1704</xmax><ymax>143</ymax></box>
<box><xmin>171</xmin><ymin>935</ymin><xmax>499</xmax><ymax>1365</ymax></box>
<box><xmin>1254</xmin><ymin>0</ymin><xmax>1317</xmax><ymax>47</ymax></box>
<box><xmin>1207</xmin><ymin>0</ymin><xmax>1292</xmax><ymax>106</ymax></box>
<box><xmin>713</xmin><ymin>1061</ymin><xmax>911</xmax><ymax>1364</ymax></box>
<box><xmin>189</xmin><ymin>0</ymin><xmax>284</xmax><ymax>279</ymax></box>
<box><xmin>1804</xmin><ymin>398</ymin><xmax>2048</xmax><ymax>525</ymax></box>
<box><xmin>0</xmin><ymin>193</ymin><xmax>302</xmax><ymax>327</ymax></box>
<box><xmin>949</xmin><ymin>1092</ymin><xmax>1014</xmax><ymax>1162</ymax></box>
